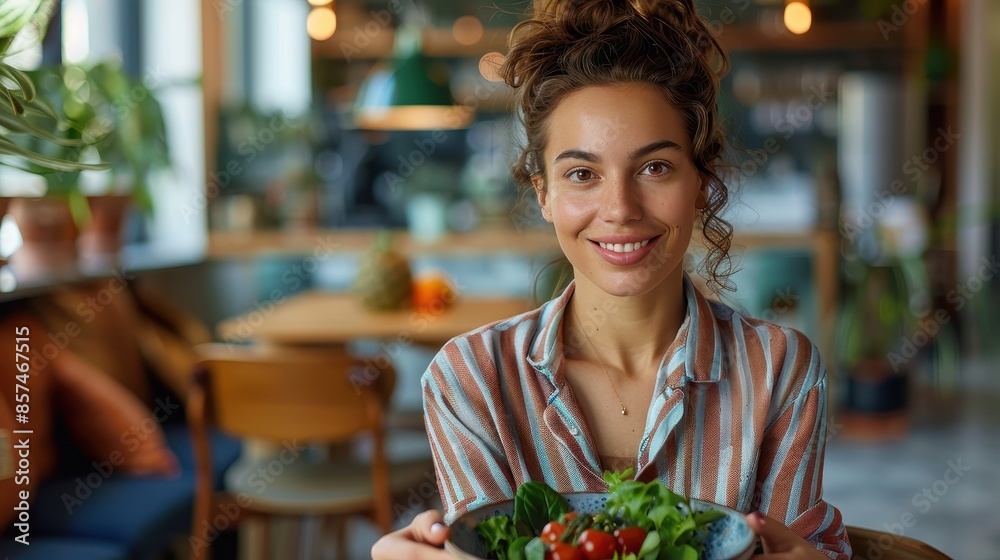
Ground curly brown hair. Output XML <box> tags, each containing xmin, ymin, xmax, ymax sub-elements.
<box><xmin>501</xmin><ymin>0</ymin><xmax>736</xmax><ymax>293</ymax></box>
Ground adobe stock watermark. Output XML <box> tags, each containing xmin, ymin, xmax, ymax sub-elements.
<box><xmin>33</xmin><ymin>271</ymin><xmax>137</xmax><ymax>373</ymax></box>
<box><xmin>221</xmin><ymin>234</ymin><xmax>343</xmax><ymax>346</ymax></box>
<box><xmin>189</xmin><ymin>440</ymin><xmax>307</xmax><ymax>553</ymax></box>
<box><xmin>887</xmin><ymin>255</ymin><xmax>997</xmax><ymax>371</ymax></box>
<box><xmin>340</xmin><ymin>0</ymin><xmax>406</xmax><ymax>62</ymax></box>
<box><xmin>877</xmin><ymin>0</ymin><xmax>930</xmax><ymax>40</ymax></box>
<box><xmin>391</xmin><ymin>469</ymin><xmax>440</xmax><ymax>527</ymax></box>
<box><xmin>738</xmin><ymin>83</ymin><xmax>837</xmax><ymax>180</ymax></box>
<box><xmin>840</xmin><ymin>126</ymin><xmax>959</xmax><ymax>247</ymax></box>
<box><xmin>181</xmin><ymin>114</ymin><xmax>293</xmax><ymax>223</ymax></box>
<box><xmin>60</xmin><ymin>395</ymin><xmax>182</xmax><ymax>514</ymax></box>
<box><xmin>857</xmin><ymin>457</ymin><xmax>970</xmax><ymax>560</ymax></box>
<box><xmin>348</xmin><ymin>280</ymin><xmax>465</xmax><ymax>393</ymax></box>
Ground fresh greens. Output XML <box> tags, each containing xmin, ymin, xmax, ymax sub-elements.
<box><xmin>513</xmin><ymin>481</ymin><xmax>573</xmax><ymax>536</ymax></box>
<box><xmin>603</xmin><ymin>468</ymin><xmax>725</xmax><ymax>558</ymax></box>
<box><xmin>475</xmin><ymin>515</ymin><xmax>524</xmax><ymax>560</ymax></box>
<box><xmin>476</xmin><ymin>471</ymin><xmax>726</xmax><ymax>560</ymax></box>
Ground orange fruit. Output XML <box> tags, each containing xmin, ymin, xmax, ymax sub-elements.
<box><xmin>412</xmin><ymin>274</ymin><xmax>457</xmax><ymax>314</ymax></box>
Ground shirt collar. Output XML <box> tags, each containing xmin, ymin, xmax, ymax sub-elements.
<box><xmin>527</xmin><ymin>272</ymin><xmax>725</xmax><ymax>385</ymax></box>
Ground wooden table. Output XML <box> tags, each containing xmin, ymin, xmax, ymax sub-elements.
<box><xmin>217</xmin><ymin>291</ymin><xmax>533</xmax><ymax>347</ymax></box>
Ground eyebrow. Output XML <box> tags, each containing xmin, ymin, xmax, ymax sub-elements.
<box><xmin>553</xmin><ymin>140</ymin><xmax>683</xmax><ymax>164</ymax></box>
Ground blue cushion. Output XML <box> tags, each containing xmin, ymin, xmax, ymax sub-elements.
<box><xmin>164</xmin><ymin>424</ymin><xmax>243</xmax><ymax>487</ymax></box>
<box><xmin>0</xmin><ymin>537</ymin><xmax>128</xmax><ymax>560</ymax></box>
<box><xmin>30</xmin><ymin>426</ymin><xmax>242</xmax><ymax>560</ymax></box>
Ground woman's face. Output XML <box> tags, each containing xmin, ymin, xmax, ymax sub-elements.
<box><xmin>535</xmin><ymin>83</ymin><xmax>706</xmax><ymax>297</ymax></box>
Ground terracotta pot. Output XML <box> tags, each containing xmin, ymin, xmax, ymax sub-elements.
<box><xmin>839</xmin><ymin>359</ymin><xmax>910</xmax><ymax>442</ymax></box>
<box><xmin>0</xmin><ymin>197</ymin><xmax>10</xmax><ymax>267</ymax></box>
<box><xmin>7</xmin><ymin>197</ymin><xmax>79</xmax><ymax>279</ymax></box>
<box><xmin>78</xmin><ymin>195</ymin><xmax>132</xmax><ymax>257</ymax></box>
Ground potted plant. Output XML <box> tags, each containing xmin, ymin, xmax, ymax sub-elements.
<box><xmin>835</xmin><ymin>199</ymin><xmax>960</xmax><ymax>439</ymax></box>
<box><xmin>21</xmin><ymin>62</ymin><xmax>171</xmax><ymax>256</ymax></box>
<box><xmin>0</xmin><ymin>0</ymin><xmax>111</xmax><ymax>270</ymax></box>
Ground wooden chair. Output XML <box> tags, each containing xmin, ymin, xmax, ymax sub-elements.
<box><xmin>846</xmin><ymin>526</ymin><xmax>953</xmax><ymax>560</ymax></box>
<box><xmin>188</xmin><ymin>343</ymin><xmax>434</xmax><ymax>560</ymax></box>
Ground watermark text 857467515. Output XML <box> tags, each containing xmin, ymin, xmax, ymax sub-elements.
<box><xmin>12</xmin><ymin>325</ymin><xmax>32</xmax><ymax>545</ymax></box>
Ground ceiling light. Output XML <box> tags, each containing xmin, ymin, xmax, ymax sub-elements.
<box><xmin>784</xmin><ymin>1</ymin><xmax>812</xmax><ymax>35</ymax></box>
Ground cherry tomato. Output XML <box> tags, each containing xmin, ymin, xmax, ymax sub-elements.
<box><xmin>613</xmin><ymin>527</ymin><xmax>648</xmax><ymax>555</ymax></box>
<box><xmin>545</xmin><ymin>542</ymin><xmax>583</xmax><ymax>560</ymax></box>
<box><xmin>563</xmin><ymin>511</ymin><xmax>579</xmax><ymax>522</ymax></box>
<box><xmin>577</xmin><ymin>529</ymin><xmax>616</xmax><ymax>560</ymax></box>
<box><xmin>541</xmin><ymin>521</ymin><xmax>568</xmax><ymax>543</ymax></box>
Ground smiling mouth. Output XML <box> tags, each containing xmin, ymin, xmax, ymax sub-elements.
<box><xmin>595</xmin><ymin>236</ymin><xmax>660</xmax><ymax>253</ymax></box>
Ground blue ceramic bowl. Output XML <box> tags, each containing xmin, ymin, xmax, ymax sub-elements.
<box><xmin>446</xmin><ymin>493</ymin><xmax>756</xmax><ymax>560</ymax></box>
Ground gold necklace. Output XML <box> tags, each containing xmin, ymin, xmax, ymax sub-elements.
<box><xmin>580</xmin><ymin>325</ymin><xmax>628</xmax><ymax>416</ymax></box>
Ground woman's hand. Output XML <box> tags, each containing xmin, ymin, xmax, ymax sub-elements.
<box><xmin>747</xmin><ymin>512</ymin><xmax>829</xmax><ymax>559</ymax></box>
<box><xmin>371</xmin><ymin>510</ymin><xmax>454</xmax><ymax>560</ymax></box>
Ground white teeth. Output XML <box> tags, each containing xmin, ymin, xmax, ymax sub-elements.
<box><xmin>598</xmin><ymin>239</ymin><xmax>652</xmax><ymax>253</ymax></box>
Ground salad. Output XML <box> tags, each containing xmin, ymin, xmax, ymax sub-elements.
<box><xmin>474</xmin><ymin>469</ymin><xmax>725</xmax><ymax>560</ymax></box>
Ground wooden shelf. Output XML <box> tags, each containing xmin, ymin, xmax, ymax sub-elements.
<box><xmin>719</xmin><ymin>21</ymin><xmax>910</xmax><ymax>53</ymax></box>
<box><xmin>314</xmin><ymin>19</ymin><xmax>915</xmax><ymax>61</ymax></box>
<box><xmin>208</xmin><ymin>227</ymin><xmax>563</xmax><ymax>259</ymax></box>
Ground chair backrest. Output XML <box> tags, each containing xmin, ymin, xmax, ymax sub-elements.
<box><xmin>846</xmin><ymin>526</ymin><xmax>953</xmax><ymax>560</ymax></box>
<box><xmin>194</xmin><ymin>343</ymin><xmax>396</xmax><ymax>443</ymax></box>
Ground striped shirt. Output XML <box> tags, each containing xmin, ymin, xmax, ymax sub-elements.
<box><xmin>422</xmin><ymin>274</ymin><xmax>851</xmax><ymax>559</ymax></box>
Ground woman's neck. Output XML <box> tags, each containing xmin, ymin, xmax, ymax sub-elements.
<box><xmin>564</xmin><ymin>271</ymin><xmax>688</xmax><ymax>377</ymax></box>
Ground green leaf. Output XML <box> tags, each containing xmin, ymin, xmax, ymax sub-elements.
<box><xmin>475</xmin><ymin>515</ymin><xmax>521</xmax><ymax>560</ymax></box>
<box><xmin>637</xmin><ymin>529</ymin><xmax>661</xmax><ymax>559</ymax></box>
<box><xmin>0</xmin><ymin>135</ymin><xmax>110</xmax><ymax>172</ymax></box>
<box><xmin>0</xmin><ymin>62</ymin><xmax>34</xmax><ymax>101</ymax></box>
<box><xmin>658</xmin><ymin>545</ymin><xmax>698</xmax><ymax>560</ymax></box>
<box><xmin>0</xmin><ymin>0</ymin><xmax>43</xmax><ymax>39</ymax></box>
<box><xmin>4</xmin><ymin>86</ymin><xmax>23</xmax><ymax>114</ymax></box>
<box><xmin>0</xmin><ymin>110</ymin><xmax>88</xmax><ymax>146</ymax></box>
<box><xmin>523</xmin><ymin>537</ymin><xmax>546</xmax><ymax>560</ymax></box>
<box><xmin>513</xmin><ymin>481</ymin><xmax>571</xmax><ymax>536</ymax></box>
<box><xmin>506</xmin><ymin>536</ymin><xmax>533</xmax><ymax>560</ymax></box>
<box><xmin>603</xmin><ymin>468</ymin><xmax>635</xmax><ymax>492</ymax></box>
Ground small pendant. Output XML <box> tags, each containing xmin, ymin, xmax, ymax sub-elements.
<box><xmin>620</xmin><ymin>404</ymin><xmax>627</xmax><ymax>416</ymax></box>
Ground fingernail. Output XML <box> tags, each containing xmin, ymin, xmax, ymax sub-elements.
<box><xmin>431</xmin><ymin>522</ymin><xmax>446</xmax><ymax>535</ymax></box>
<box><xmin>752</xmin><ymin>512</ymin><xmax>765</xmax><ymax>526</ymax></box>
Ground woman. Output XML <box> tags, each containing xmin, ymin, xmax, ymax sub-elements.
<box><xmin>373</xmin><ymin>1</ymin><xmax>851</xmax><ymax>558</ymax></box>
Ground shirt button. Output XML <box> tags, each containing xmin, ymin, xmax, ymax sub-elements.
<box><xmin>569</xmin><ymin>426</ymin><xmax>578</xmax><ymax>436</ymax></box>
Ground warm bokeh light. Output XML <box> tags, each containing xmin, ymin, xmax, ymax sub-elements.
<box><xmin>307</xmin><ymin>0</ymin><xmax>332</xmax><ymax>5</ymax></box>
<box><xmin>307</xmin><ymin>8</ymin><xmax>337</xmax><ymax>41</ymax></box>
<box><xmin>784</xmin><ymin>1</ymin><xmax>812</xmax><ymax>35</ymax></box>
<box><xmin>452</xmin><ymin>15</ymin><xmax>484</xmax><ymax>46</ymax></box>
<box><xmin>479</xmin><ymin>52</ymin><xmax>505</xmax><ymax>83</ymax></box>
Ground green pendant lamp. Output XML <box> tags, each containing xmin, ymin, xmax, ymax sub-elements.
<box><xmin>353</xmin><ymin>24</ymin><xmax>473</xmax><ymax>130</ymax></box>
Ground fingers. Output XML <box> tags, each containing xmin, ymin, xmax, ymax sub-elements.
<box><xmin>371</xmin><ymin>534</ymin><xmax>454</xmax><ymax>560</ymax></box>
<box><xmin>412</xmin><ymin>510</ymin><xmax>451</xmax><ymax>546</ymax></box>
<box><xmin>746</xmin><ymin>512</ymin><xmax>799</xmax><ymax>555</ymax></box>
<box><xmin>371</xmin><ymin>510</ymin><xmax>454</xmax><ymax>560</ymax></box>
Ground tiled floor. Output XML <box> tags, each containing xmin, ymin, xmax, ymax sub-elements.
<box><xmin>336</xmin><ymin>356</ymin><xmax>998</xmax><ymax>560</ymax></box>
<box><xmin>823</xmin><ymin>357</ymin><xmax>1000</xmax><ymax>560</ymax></box>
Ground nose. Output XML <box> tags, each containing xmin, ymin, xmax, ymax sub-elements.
<box><xmin>597</xmin><ymin>174</ymin><xmax>643</xmax><ymax>224</ymax></box>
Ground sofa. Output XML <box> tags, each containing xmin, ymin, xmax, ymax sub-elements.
<box><xmin>0</xmin><ymin>283</ymin><xmax>242</xmax><ymax>559</ymax></box>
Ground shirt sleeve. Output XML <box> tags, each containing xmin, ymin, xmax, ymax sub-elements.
<box><xmin>421</xmin><ymin>338</ymin><xmax>516</xmax><ymax>525</ymax></box>
<box><xmin>753</xmin><ymin>337</ymin><xmax>852</xmax><ymax>560</ymax></box>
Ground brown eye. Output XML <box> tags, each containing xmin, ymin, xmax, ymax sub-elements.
<box><xmin>568</xmin><ymin>169</ymin><xmax>594</xmax><ymax>182</ymax></box>
<box><xmin>644</xmin><ymin>162</ymin><xmax>669</xmax><ymax>176</ymax></box>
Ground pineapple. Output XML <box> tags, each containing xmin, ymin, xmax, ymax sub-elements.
<box><xmin>353</xmin><ymin>231</ymin><xmax>412</xmax><ymax>311</ymax></box>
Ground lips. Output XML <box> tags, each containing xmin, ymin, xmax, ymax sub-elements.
<box><xmin>596</xmin><ymin>239</ymin><xmax>651</xmax><ymax>253</ymax></box>
<box><xmin>590</xmin><ymin>234</ymin><xmax>661</xmax><ymax>266</ymax></box>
